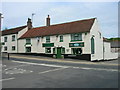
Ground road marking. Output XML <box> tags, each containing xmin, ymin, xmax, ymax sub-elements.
<box><xmin>0</xmin><ymin>64</ymin><xmax>6</xmax><ymax>67</ymax></box>
<box><xmin>12</xmin><ymin>60</ymin><xmax>118</xmax><ymax>72</ymax></box>
<box><xmin>12</xmin><ymin>60</ymin><xmax>69</xmax><ymax>68</ymax></box>
<box><xmin>9</xmin><ymin>55</ymin><xmax>119</xmax><ymax>66</ymax></box>
<box><xmin>3</xmin><ymin>64</ymin><xmax>29</xmax><ymax>72</ymax></box>
<box><xmin>39</xmin><ymin>67</ymin><xmax>68</xmax><ymax>74</ymax></box>
<box><xmin>73</xmin><ymin>67</ymin><xmax>118</xmax><ymax>72</ymax></box>
<box><xmin>0</xmin><ymin>78</ymin><xmax>15</xmax><ymax>81</ymax></box>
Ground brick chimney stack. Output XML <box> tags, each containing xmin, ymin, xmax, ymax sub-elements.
<box><xmin>46</xmin><ymin>15</ymin><xmax>50</xmax><ymax>26</ymax></box>
<box><xmin>27</xmin><ymin>18</ymin><xmax>32</xmax><ymax>30</ymax></box>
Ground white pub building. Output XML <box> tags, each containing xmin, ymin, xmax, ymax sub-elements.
<box><xmin>1</xmin><ymin>15</ymin><xmax>118</xmax><ymax>61</ymax></box>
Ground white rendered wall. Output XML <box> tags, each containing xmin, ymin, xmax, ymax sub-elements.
<box><xmin>104</xmin><ymin>42</ymin><xmax>118</xmax><ymax>60</ymax></box>
<box><xmin>90</xmin><ymin>19</ymin><xmax>104</xmax><ymax>61</ymax></box>
<box><xmin>18</xmin><ymin>39</ymin><xmax>26</xmax><ymax>53</ymax></box>
<box><xmin>36</xmin><ymin>34</ymin><xmax>72</xmax><ymax>54</ymax></box>
<box><xmin>19</xmin><ymin>32</ymin><xmax>91</xmax><ymax>55</ymax></box>
<box><xmin>18</xmin><ymin>27</ymin><xmax>28</xmax><ymax>38</ymax></box>
<box><xmin>82</xmin><ymin>33</ymin><xmax>91</xmax><ymax>54</ymax></box>
<box><xmin>1</xmin><ymin>27</ymin><xmax>28</xmax><ymax>53</ymax></box>
<box><xmin>1</xmin><ymin>34</ymin><xmax>18</xmax><ymax>53</ymax></box>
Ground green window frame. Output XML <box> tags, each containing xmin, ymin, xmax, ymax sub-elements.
<box><xmin>60</xmin><ymin>35</ymin><xmax>63</xmax><ymax>42</ymax></box>
<box><xmin>46</xmin><ymin>36</ymin><xmax>50</xmax><ymax>43</ymax></box>
<box><xmin>12</xmin><ymin>46</ymin><xmax>15</xmax><ymax>51</ymax></box>
<box><xmin>71</xmin><ymin>33</ymin><xmax>82</xmax><ymax>41</ymax></box>
<box><xmin>26</xmin><ymin>38</ymin><xmax>31</xmax><ymax>45</ymax></box>
<box><xmin>12</xmin><ymin>35</ymin><xmax>15</xmax><ymax>41</ymax></box>
<box><xmin>45</xmin><ymin>48</ymin><xmax>51</xmax><ymax>53</ymax></box>
<box><xmin>62</xmin><ymin>48</ymin><xmax>65</xmax><ymax>54</ymax></box>
<box><xmin>4</xmin><ymin>37</ymin><xmax>7</xmax><ymax>42</ymax></box>
<box><xmin>91</xmin><ymin>37</ymin><xmax>95</xmax><ymax>54</ymax></box>
<box><xmin>4</xmin><ymin>46</ymin><xmax>7</xmax><ymax>51</ymax></box>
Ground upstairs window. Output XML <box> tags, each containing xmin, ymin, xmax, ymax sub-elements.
<box><xmin>60</xmin><ymin>35</ymin><xmax>63</xmax><ymax>42</ymax></box>
<box><xmin>46</xmin><ymin>36</ymin><xmax>50</xmax><ymax>43</ymax></box>
<box><xmin>12</xmin><ymin>35</ymin><xmax>15</xmax><ymax>41</ymax></box>
<box><xmin>71</xmin><ymin>33</ymin><xmax>82</xmax><ymax>41</ymax></box>
<box><xmin>4</xmin><ymin>37</ymin><xmax>7</xmax><ymax>42</ymax></box>
<box><xmin>26</xmin><ymin>38</ymin><xmax>31</xmax><ymax>45</ymax></box>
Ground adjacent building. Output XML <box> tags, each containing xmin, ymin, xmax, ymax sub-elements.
<box><xmin>1</xmin><ymin>18</ymin><xmax>32</xmax><ymax>53</ymax></box>
<box><xmin>1</xmin><ymin>16</ymin><xmax>118</xmax><ymax>61</ymax></box>
<box><xmin>110</xmin><ymin>40</ymin><xmax>120</xmax><ymax>57</ymax></box>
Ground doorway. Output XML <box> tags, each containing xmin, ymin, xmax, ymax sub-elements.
<box><xmin>56</xmin><ymin>47</ymin><xmax>62</xmax><ymax>58</ymax></box>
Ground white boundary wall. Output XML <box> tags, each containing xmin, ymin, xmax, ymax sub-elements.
<box><xmin>104</xmin><ymin>42</ymin><xmax>118</xmax><ymax>60</ymax></box>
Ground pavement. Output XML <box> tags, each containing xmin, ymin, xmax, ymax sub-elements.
<box><xmin>1</xmin><ymin>54</ymin><xmax>119</xmax><ymax>88</ymax></box>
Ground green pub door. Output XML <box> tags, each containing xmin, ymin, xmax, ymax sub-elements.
<box><xmin>56</xmin><ymin>47</ymin><xmax>62</xmax><ymax>58</ymax></box>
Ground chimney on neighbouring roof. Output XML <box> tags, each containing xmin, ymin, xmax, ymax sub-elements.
<box><xmin>46</xmin><ymin>15</ymin><xmax>50</xmax><ymax>26</ymax></box>
<box><xmin>27</xmin><ymin>18</ymin><xmax>32</xmax><ymax>30</ymax></box>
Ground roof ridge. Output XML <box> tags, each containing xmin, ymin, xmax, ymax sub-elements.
<box><xmin>32</xmin><ymin>18</ymin><xmax>96</xmax><ymax>30</ymax></box>
<box><xmin>20</xmin><ymin>17</ymin><xmax>95</xmax><ymax>39</ymax></box>
<box><xmin>2</xmin><ymin>25</ymin><xmax>27</xmax><ymax>31</ymax></box>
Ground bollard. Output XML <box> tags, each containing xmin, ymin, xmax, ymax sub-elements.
<box><xmin>8</xmin><ymin>53</ymin><xmax>9</xmax><ymax>60</ymax></box>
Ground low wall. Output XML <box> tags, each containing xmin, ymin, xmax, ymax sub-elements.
<box><xmin>104</xmin><ymin>52</ymin><xmax>118</xmax><ymax>60</ymax></box>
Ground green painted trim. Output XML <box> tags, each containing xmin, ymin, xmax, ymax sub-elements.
<box><xmin>60</xmin><ymin>40</ymin><xmax>63</xmax><ymax>42</ymax></box>
<box><xmin>43</xmin><ymin>43</ymin><xmax>54</xmax><ymax>47</ymax></box>
<box><xmin>12</xmin><ymin>39</ymin><xmax>15</xmax><ymax>41</ymax></box>
<box><xmin>70</xmin><ymin>40</ymin><xmax>82</xmax><ymax>42</ymax></box>
<box><xmin>91</xmin><ymin>37</ymin><xmax>95</xmax><ymax>54</ymax></box>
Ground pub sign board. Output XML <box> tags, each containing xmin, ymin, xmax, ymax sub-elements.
<box><xmin>69</xmin><ymin>42</ymin><xmax>84</xmax><ymax>47</ymax></box>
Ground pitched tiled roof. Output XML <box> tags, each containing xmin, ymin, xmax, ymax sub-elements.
<box><xmin>103</xmin><ymin>37</ymin><xmax>110</xmax><ymax>42</ymax></box>
<box><xmin>20</xmin><ymin>18</ymin><xmax>96</xmax><ymax>39</ymax></box>
<box><xmin>2</xmin><ymin>25</ymin><xmax>27</xmax><ymax>36</ymax></box>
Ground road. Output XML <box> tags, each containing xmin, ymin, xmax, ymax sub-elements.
<box><xmin>1</xmin><ymin>54</ymin><xmax>119</xmax><ymax>88</ymax></box>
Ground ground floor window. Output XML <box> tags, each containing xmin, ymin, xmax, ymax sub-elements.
<box><xmin>4</xmin><ymin>46</ymin><xmax>7</xmax><ymax>51</ymax></box>
<box><xmin>26</xmin><ymin>47</ymin><xmax>31</xmax><ymax>52</ymax></box>
<box><xmin>12</xmin><ymin>46</ymin><xmax>16</xmax><ymax>51</ymax></box>
<box><xmin>62</xmin><ymin>48</ymin><xmax>65</xmax><ymax>54</ymax></box>
<box><xmin>72</xmin><ymin>48</ymin><xmax>82</xmax><ymax>55</ymax></box>
<box><xmin>53</xmin><ymin>48</ymin><xmax>56</xmax><ymax>54</ymax></box>
<box><xmin>45</xmin><ymin>48</ymin><xmax>51</xmax><ymax>53</ymax></box>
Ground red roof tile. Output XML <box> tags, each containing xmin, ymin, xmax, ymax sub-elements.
<box><xmin>103</xmin><ymin>37</ymin><xmax>110</xmax><ymax>42</ymax></box>
<box><xmin>20</xmin><ymin>18</ymin><xmax>95</xmax><ymax>39</ymax></box>
<box><xmin>2</xmin><ymin>25</ymin><xmax>27</xmax><ymax>36</ymax></box>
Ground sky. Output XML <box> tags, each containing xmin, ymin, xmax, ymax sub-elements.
<box><xmin>1</xmin><ymin>1</ymin><xmax>118</xmax><ymax>38</ymax></box>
